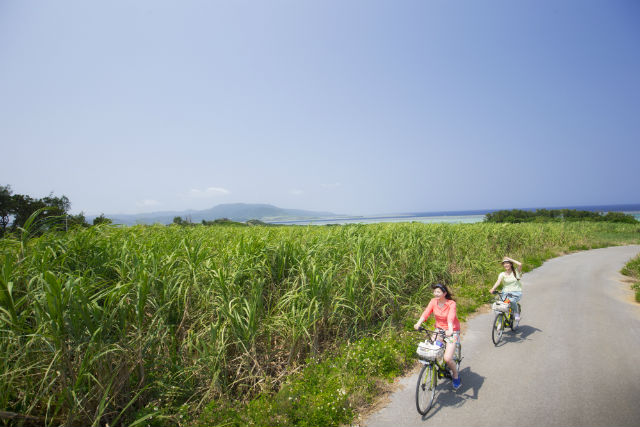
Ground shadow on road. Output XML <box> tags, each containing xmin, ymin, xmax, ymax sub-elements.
<box><xmin>420</xmin><ymin>367</ymin><xmax>485</xmax><ymax>421</ymax></box>
<box><xmin>495</xmin><ymin>324</ymin><xmax>543</xmax><ymax>347</ymax></box>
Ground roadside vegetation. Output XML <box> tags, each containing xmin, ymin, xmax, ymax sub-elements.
<box><xmin>1</xmin><ymin>221</ymin><xmax>639</xmax><ymax>426</ymax></box>
<box><xmin>622</xmin><ymin>254</ymin><xmax>640</xmax><ymax>302</ymax></box>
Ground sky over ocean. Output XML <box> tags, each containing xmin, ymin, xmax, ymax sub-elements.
<box><xmin>1</xmin><ymin>1</ymin><xmax>639</xmax><ymax>216</ymax></box>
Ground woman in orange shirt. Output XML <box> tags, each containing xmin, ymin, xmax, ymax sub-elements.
<box><xmin>413</xmin><ymin>283</ymin><xmax>462</xmax><ymax>389</ymax></box>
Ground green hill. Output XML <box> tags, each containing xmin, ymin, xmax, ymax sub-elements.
<box><xmin>97</xmin><ymin>203</ymin><xmax>343</xmax><ymax>225</ymax></box>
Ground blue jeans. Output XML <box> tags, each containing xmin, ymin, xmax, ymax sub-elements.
<box><xmin>501</xmin><ymin>291</ymin><xmax>521</xmax><ymax>314</ymax></box>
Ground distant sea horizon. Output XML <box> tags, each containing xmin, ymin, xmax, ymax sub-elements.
<box><xmin>268</xmin><ymin>203</ymin><xmax>640</xmax><ymax>226</ymax></box>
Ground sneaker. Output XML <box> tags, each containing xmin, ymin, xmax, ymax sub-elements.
<box><xmin>452</xmin><ymin>376</ymin><xmax>461</xmax><ymax>390</ymax></box>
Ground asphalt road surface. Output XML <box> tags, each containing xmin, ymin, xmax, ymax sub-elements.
<box><xmin>364</xmin><ymin>245</ymin><xmax>640</xmax><ymax>427</ymax></box>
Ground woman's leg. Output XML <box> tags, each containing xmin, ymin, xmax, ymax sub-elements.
<box><xmin>509</xmin><ymin>292</ymin><xmax>522</xmax><ymax>316</ymax></box>
<box><xmin>444</xmin><ymin>339</ymin><xmax>458</xmax><ymax>379</ymax></box>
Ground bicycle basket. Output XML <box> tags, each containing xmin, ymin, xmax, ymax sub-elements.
<box><xmin>416</xmin><ymin>341</ymin><xmax>444</xmax><ymax>361</ymax></box>
<box><xmin>492</xmin><ymin>301</ymin><xmax>510</xmax><ymax>313</ymax></box>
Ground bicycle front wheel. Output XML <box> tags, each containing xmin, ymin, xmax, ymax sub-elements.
<box><xmin>492</xmin><ymin>313</ymin><xmax>504</xmax><ymax>345</ymax></box>
<box><xmin>416</xmin><ymin>363</ymin><xmax>437</xmax><ymax>415</ymax></box>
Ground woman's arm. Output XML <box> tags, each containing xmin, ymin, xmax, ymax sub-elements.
<box><xmin>446</xmin><ymin>301</ymin><xmax>457</xmax><ymax>336</ymax></box>
<box><xmin>414</xmin><ymin>299</ymin><xmax>434</xmax><ymax>330</ymax></box>
<box><xmin>506</xmin><ymin>257</ymin><xmax>523</xmax><ymax>273</ymax></box>
<box><xmin>489</xmin><ymin>273</ymin><xmax>504</xmax><ymax>294</ymax></box>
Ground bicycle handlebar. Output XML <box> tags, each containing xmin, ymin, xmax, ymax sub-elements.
<box><xmin>494</xmin><ymin>292</ymin><xmax>518</xmax><ymax>301</ymax></box>
<box><xmin>417</xmin><ymin>327</ymin><xmax>446</xmax><ymax>341</ymax></box>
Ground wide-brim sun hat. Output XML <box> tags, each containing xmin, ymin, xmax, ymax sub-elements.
<box><xmin>501</xmin><ymin>257</ymin><xmax>511</xmax><ymax>263</ymax></box>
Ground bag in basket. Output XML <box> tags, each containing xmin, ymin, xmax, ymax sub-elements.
<box><xmin>492</xmin><ymin>301</ymin><xmax>510</xmax><ymax>313</ymax></box>
<box><xmin>416</xmin><ymin>341</ymin><xmax>444</xmax><ymax>361</ymax></box>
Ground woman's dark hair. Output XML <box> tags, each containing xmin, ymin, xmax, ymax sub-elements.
<box><xmin>432</xmin><ymin>283</ymin><xmax>454</xmax><ymax>300</ymax></box>
<box><xmin>504</xmin><ymin>261</ymin><xmax>521</xmax><ymax>280</ymax></box>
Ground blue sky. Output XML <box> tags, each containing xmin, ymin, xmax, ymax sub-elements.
<box><xmin>1</xmin><ymin>0</ymin><xmax>639</xmax><ymax>216</ymax></box>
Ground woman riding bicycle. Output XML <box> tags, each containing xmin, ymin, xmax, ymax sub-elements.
<box><xmin>490</xmin><ymin>256</ymin><xmax>523</xmax><ymax>321</ymax></box>
<box><xmin>413</xmin><ymin>283</ymin><xmax>461</xmax><ymax>390</ymax></box>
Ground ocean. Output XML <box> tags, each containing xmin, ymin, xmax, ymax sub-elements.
<box><xmin>268</xmin><ymin>204</ymin><xmax>640</xmax><ymax>226</ymax></box>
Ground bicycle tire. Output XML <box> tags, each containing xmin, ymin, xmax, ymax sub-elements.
<box><xmin>416</xmin><ymin>363</ymin><xmax>437</xmax><ymax>415</ymax></box>
<box><xmin>492</xmin><ymin>313</ymin><xmax>504</xmax><ymax>345</ymax></box>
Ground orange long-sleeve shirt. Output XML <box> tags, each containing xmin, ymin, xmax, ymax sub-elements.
<box><xmin>419</xmin><ymin>298</ymin><xmax>461</xmax><ymax>331</ymax></box>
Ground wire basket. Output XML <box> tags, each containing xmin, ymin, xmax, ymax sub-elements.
<box><xmin>492</xmin><ymin>301</ymin><xmax>510</xmax><ymax>313</ymax></box>
<box><xmin>416</xmin><ymin>341</ymin><xmax>444</xmax><ymax>361</ymax></box>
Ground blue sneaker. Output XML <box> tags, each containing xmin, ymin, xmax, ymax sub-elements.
<box><xmin>452</xmin><ymin>376</ymin><xmax>461</xmax><ymax>390</ymax></box>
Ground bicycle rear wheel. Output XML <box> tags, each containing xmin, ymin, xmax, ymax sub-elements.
<box><xmin>416</xmin><ymin>363</ymin><xmax>437</xmax><ymax>415</ymax></box>
<box><xmin>492</xmin><ymin>313</ymin><xmax>504</xmax><ymax>345</ymax></box>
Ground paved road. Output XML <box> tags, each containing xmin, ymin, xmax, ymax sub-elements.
<box><xmin>364</xmin><ymin>245</ymin><xmax>640</xmax><ymax>427</ymax></box>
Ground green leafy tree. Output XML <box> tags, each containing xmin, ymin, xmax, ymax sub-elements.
<box><xmin>41</xmin><ymin>193</ymin><xmax>70</xmax><ymax>215</ymax></box>
<box><xmin>602</xmin><ymin>212</ymin><xmax>638</xmax><ymax>224</ymax></box>
<box><xmin>93</xmin><ymin>214</ymin><xmax>112</xmax><ymax>226</ymax></box>
<box><xmin>485</xmin><ymin>208</ymin><xmax>637</xmax><ymax>224</ymax></box>
<box><xmin>10</xmin><ymin>194</ymin><xmax>43</xmax><ymax>231</ymax></box>
<box><xmin>67</xmin><ymin>212</ymin><xmax>90</xmax><ymax>228</ymax></box>
<box><xmin>0</xmin><ymin>185</ymin><xmax>14</xmax><ymax>235</ymax></box>
<box><xmin>5</xmin><ymin>188</ymin><xmax>73</xmax><ymax>233</ymax></box>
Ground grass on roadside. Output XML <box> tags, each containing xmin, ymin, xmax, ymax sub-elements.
<box><xmin>196</xmin><ymin>326</ymin><xmax>420</xmax><ymax>427</ymax></box>
<box><xmin>622</xmin><ymin>254</ymin><xmax>640</xmax><ymax>302</ymax></box>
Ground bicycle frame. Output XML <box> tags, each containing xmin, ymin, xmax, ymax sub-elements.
<box><xmin>416</xmin><ymin>328</ymin><xmax>460</xmax><ymax>377</ymax></box>
<box><xmin>415</xmin><ymin>327</ymin><xmax>462</xmax><ymax>415</ymax></box>
<box><xmin>418</xmin><ymin>357</ymin><xmax>453</xmax><ymax>378</ymax></box>
<box><xmin>492</xmin><ymin>292</ymin><xmax>521</xmax><ymax>345</ymax></box>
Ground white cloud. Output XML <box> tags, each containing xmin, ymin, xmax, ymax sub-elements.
<box><xmin>187</xmin><ymin>187</ymin><xmax>231</xmax><ymax>198</ymax></box>
<box><xmin>290</xmin><ymin>189</ymin><xmax>304</xmax><ymax>196</ymax></box>
<box><xmin>136</xmin><ymin>199</ymin><xmax>160</xmax><ymax>207</ymax></box>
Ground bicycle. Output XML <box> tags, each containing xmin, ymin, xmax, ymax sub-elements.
<box><xmin>491</xmin><ymin>292</ymin><xmax>522</xmax><ymax>345</ymax></box>
<box><xmin>415</xmin><ymin>327</ymin><xmax>462</xmax><ymax>415</ymax></box>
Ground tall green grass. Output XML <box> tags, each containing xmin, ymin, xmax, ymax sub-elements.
<box><xmin>1</xmin><ymin>222</ymin><xmax>638</xmax><ymax>425</ymax></box>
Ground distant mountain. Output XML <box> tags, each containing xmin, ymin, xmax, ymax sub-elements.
<box><xmin>91</xmin><ymin>203</ymin><xmax>345</xmax><ymax>225</ymax></box>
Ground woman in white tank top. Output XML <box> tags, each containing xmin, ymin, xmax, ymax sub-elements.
<box><xmin>489</xmin><ymin>256</ymin><xmax>523</xmax><ymax>321</ymax></box>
